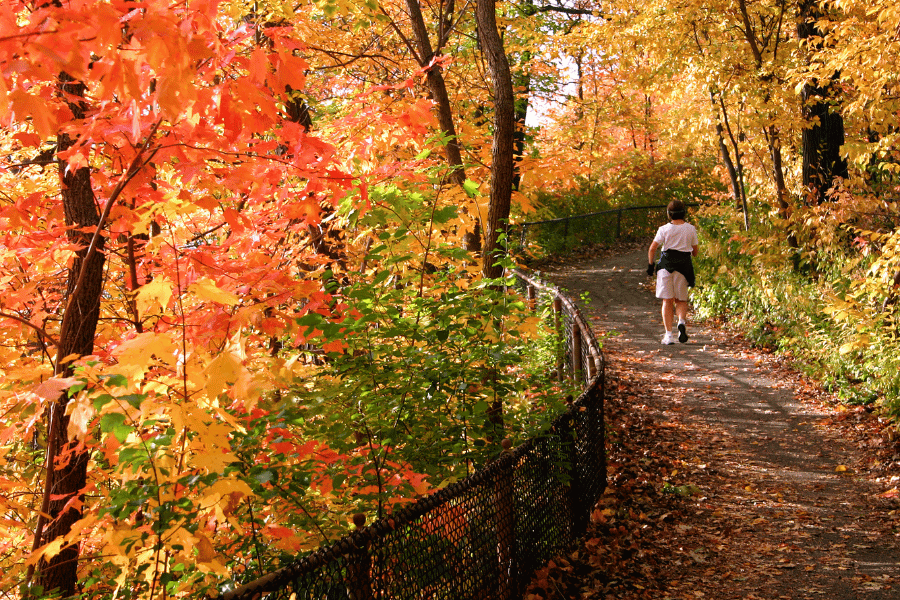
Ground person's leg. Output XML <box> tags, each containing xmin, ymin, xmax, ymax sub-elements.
<box><xmin>675</xmin><ymin>300</ymin><xmax>689</xmax><ymax>342</ymax></box>
<box><xmin>674</xmin><ymin>300</ymin><xmax>688</xmax><ymax>323</ymax></box>
<box><xmin>657</xmin><ymin>270</ymin><xmax>677</xmax><ymax>344</ymax></box>
<box><xmin>662</xmin><ymin>298</ymin><xmax>675</xmax><ymax>332</ymax></box>
<box><xmin>672</xmin><ymin>272</ymin><xmax>690</xmax><ymax>342</ymax></box>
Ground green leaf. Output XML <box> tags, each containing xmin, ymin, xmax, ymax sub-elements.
<box><xmin>100</xmin><ymin>413</ymin><xmax>132</xmax><ymax>443</ymax></box>
<box><xmin>103</xmin><ymin>374</ymin><xmax>129</xmax><ymax>388</ymax></box>
<box><xmin>121</xmin><ymin>394</ymin><xmax>144</xmax><ymax>409</ymax></box>
<box><xmin>433</xmin><ymin>205</ymin><xmax>458</xmax><ymax>224</ymax></box>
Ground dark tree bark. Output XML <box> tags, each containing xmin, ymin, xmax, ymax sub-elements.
<box><xmin>797</xmin><ymin>0</ymin><xmax>848</xmax><ymax>204</ymax></box>
<box><xmin>36</xmin><ymin>73</ymin><xmax>106</xmax><ymax>598</ymax></box>
<box><xmin>475</xmin><ymin>0</ymin><xmax>516</xmax><ymax>280</ymax></box>
<box><xmin>405</xmin><ymin>0</ymin><xmax>466</xmax><ymax>185</ymax></box>
<box><xmin>765</xmin><ymin>123</ymin><xmax>798</xmax><ymax>248</ymax></box>
<box><xmin>711</xmin><ymin>91</ymin><xmax>749</xmax><ymax>230</ymax></box>
<box><xmin>512</xmin><ymin>61</ymin><xmax>530</xmax><ymax>192</ymax></box>
<box><xmin>716</xmin><ymin>122</ymin><xmax>741</xmax><ymax>205</ymax></box>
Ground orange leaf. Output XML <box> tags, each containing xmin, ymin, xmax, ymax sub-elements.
<box><xmin>322</xmin><ymin>340</ymin><xmax>345</xmax><ymax>354</ymax></box>
<box><xmin>196</xmin><ymin>532</ymin><xmax>216</xmax><ymax>563</ymax></box>
<box><xmin>249</xmin><ymin>48</ymin><xmax>268</xmax><ymax>85</ymax></box>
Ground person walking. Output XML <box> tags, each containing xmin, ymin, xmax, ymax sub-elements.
<box><xmin>647</xmin><ymin>200</ymin><xmax>699</xmax><ymax>345</ymax></box>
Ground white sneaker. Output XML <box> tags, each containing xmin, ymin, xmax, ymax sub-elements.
<box><xmin>661</xmin><ymin>331</ymin><xmax>676</xmax><ymax>345</ymax></box>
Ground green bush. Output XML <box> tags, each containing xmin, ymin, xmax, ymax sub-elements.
<box><xmin>693</xmin><ymin>202</ymin><xmax>900</xmax><ymax>417</ymax></box>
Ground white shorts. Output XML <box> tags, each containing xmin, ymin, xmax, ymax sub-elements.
<box><xmin>656</xmin><ymin>269</ymin><xmax>689</xmax><ymax>302</ymax></box>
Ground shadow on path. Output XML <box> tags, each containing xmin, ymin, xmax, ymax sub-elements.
<box><xmin>540</xmin><ymin>247</ymin><xmax>900</xmax><ymax>599</ymax></box>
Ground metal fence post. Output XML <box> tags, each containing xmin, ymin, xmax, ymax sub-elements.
<box><xmin>571</xmin><ymin>321</ymin><xmax>582</xmax><ymax>382</ymax></box>
<box><xmin>346</xmin><ymin>540</ymin><xmax>374</xmax><ymax>600</ymax></box>
<box><xmin>564</xmin><ymin>415</ymin><xmax>587</xmax><ymax>537</ymax></box>
<box><xmin>495</xmin><ymin>452</ymin><xmax>516</xmax><ymax>600</ymax></box>
<box><xmin>554</xmin><ymin>297</ymin><xmax>564</xmax><ymax>381</ymax></box>
<box><xmin>590</xmin><ymin>384</ymin><xmax>607</xmax><ymax>495</ymax></box>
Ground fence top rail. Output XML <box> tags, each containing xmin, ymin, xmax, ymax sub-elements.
<box><xmin>513</xmin><ymin>269</ymin><xmax>604</xmax><ymax>379</ymax></box>
<box><xmin>216</xmin><ymin>270</ymin><xmax>604</xmax><ymax>600</ymax></box>
<box><xmin>519</xmin><ymin>202</ymin><xmax>700</xmax><ymax>228</ymax></box>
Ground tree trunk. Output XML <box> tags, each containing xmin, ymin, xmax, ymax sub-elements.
<box><xmin>405</xmin><ymin>0</ymin><xmax>466</xmax><ymax>185</ymax></box>
<box><xmin>766</xmin><ymin>125</ymin><xmax>798</xmax><ymax>248</ymax></box>
<box><xmin>36</xmin><ymin>73</ymin><xmax>106</xmax><ymax>598</ymax></box>
<box><xmin>797</xmin><ymin>0</ymin><xmax>848</xmax><ymax>204</ymax></box>
<box><xmin>716</xmin><ymin>124</ymin><xmax>741</xmax><ymax>201</ymax></box>
<box><xmin>475</xmin><ymin>0</ymin><xmax>515</xmax><ymax>280</ymax></box>
<box><xmin>512</xmin><ymin>60</ymin><xmax>530</xmax><ymax>192</ymax></box>
<box><xmin>710</xmin><ymin>91</ymin><xmax>749</xmax><ymax>230</ymax></box>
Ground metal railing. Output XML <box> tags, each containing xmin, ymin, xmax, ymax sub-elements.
<box><xmin>516</xmin><ymin>203</ymin><xmax>699</xmax><ymax>255</ymax></box>
<box><xmin>218</xmin><ymin>270</ymin><xmax>605</xmax><ymax>600</ymax></box>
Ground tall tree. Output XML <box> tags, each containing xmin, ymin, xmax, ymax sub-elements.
<box><xmin>476</xmin><ymin>0</ymin><xmax>516</xmax><ymax>279</ymax></box>
<box><xmin>404</xmin><ymin>0</ymin><xmax>467</xmax><ymax>184</ymax></box>
<box><xmin>711</xmin><ymin>89</ymin><xmax>750</xmax><ymax>229</ymax></box>
<box><xmin>797</xmin><ymin>0</ymin><xmax>848</xmax><ymax>204</ymax></box>
<box><xmin>34</xmin><ymin>71</ymin><xmax>106</xmax><ymax>597</ymax></box>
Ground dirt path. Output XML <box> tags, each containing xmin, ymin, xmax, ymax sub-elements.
<box><xmin>529</xmin><ymin>247</ymin><xmax>900</xmax><ymax>600</ymax></box>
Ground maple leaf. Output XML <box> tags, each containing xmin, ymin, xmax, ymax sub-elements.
<box><xmin>189</xmin><ymin>277</ymin><xmax>240</xmax><ymax>306</ymax></box>
<box><xmin>135</xmin><ymin>278</ymin><xmax>173</xmax><ymax>317</ymax></box>
<box><xmin>65</xmin><ymin>395</ymin><xmax>95</xmax><ymax>441</ymax></box>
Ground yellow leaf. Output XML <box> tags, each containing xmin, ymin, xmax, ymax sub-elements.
<box><xmin>135</xmin><ymin>278</ymin><xmax>173</xmax><ymax>317</ymax></box>
<box><xmin>515</xmin><ymin>314</ymin><xmax>542</xmax><ymax>338</ymax></box>
<box><xmin>838</xmin><ymin>341</ymin><xmax>858</xmax><ymax>355</ymax></box>
<box><xmin>190</xmin><ymin>277</ymin><xmax>239</xmax><ymax>306</ymax></box>
<box><xmin>835</xmin><ymin>465</ymin><xmax>848</xmax><ymax>472</ymax></box>
<box><xmin>65</xmin><ymin>394</ymin><xmax>95</xmax><ymax>440</ymax></box>
<box><xmin>204</xmin><ymin>351</ymin><xmax>243</xmax><ymax>401</ymax></box>
<box><xmin>112</xmin><ymin>332</ymin><xmax>178</xmax><ymax>369</ymax></box>
<box><xmin>0</xmin><ymin>77</ymin><xmax>9</xmax><ymax>120</ymax></box>
<box><xmin>27</xmin><ymin>538</ymin><xmax>65</xmax><ymax>566</ymax></box>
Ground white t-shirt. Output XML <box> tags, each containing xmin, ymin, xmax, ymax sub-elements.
<box><xmin>653</xmin><ymin>222</ymin><xmax>698</xmax><ymax>253</ymax></box>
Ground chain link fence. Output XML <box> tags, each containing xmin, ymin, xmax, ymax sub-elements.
<box><xmin>217</xmin><ymin>270</ymin><xmax>605</xmax><ymax>600</ymax></box>
<box><xmin>516</xmin><ymin>203</ymin><xmax>699</xmax><ymax>255</ymax></box>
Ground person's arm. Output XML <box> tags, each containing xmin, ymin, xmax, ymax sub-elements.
<box><xmin>647</xmin><ymin>240</ymin><xmax>660</xmax><ymax>276</ymax></box>
<box><xmin>648</xmin><ymin>240</ymin><xmax>659</xmax><ymax>264</ymax></box>
<box><xmin>692</xmin><ymin>244</ymin><xmax>699</xmax><ymax>257</ymax></box>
